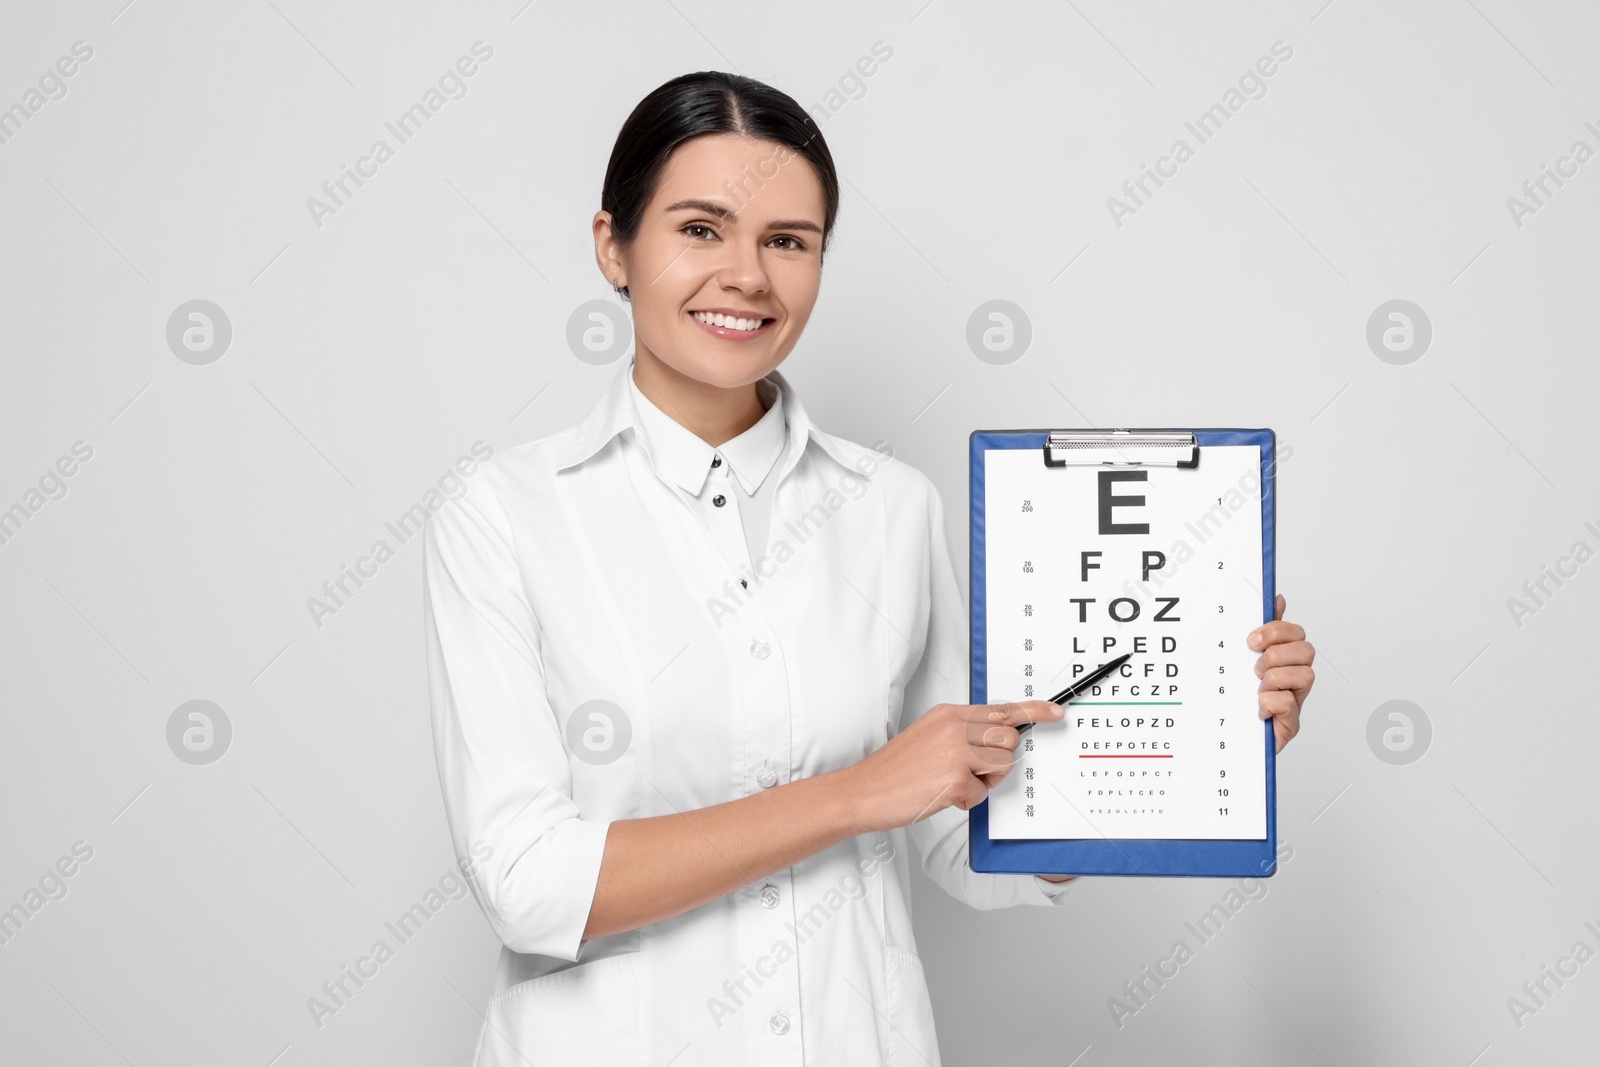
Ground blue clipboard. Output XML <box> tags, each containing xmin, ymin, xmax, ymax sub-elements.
<box><xmin>968</xmin><ymin>428</ymin><xmax>1279</xmax><ymax>878</ymax></box>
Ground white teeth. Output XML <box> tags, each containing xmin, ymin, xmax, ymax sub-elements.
<box><xmin>693</xmin><ymin>311</ymin><xmax>765</xmax><ymax>332</ymax></box>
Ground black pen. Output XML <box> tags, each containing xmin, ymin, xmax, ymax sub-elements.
<box><xmin>1014</xmin><ymin>652</ymin><xmax>1133</xmax><ymax>738</ymax></box>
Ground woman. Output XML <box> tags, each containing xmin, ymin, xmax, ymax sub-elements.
<box><xmin>423</xmin><ymin>71</ymin><xmax>1315</xmax><ymax>1065</ymax></box>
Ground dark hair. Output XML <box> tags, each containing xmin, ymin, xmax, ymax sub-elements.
<box><xmin>601</xmin><ymin>71</ymin><xmax>840</xmax><ymax>300</ymax></box>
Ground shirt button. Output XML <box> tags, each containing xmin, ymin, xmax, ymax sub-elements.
<box><xmin>760</xmin><ymin>884</ymin><xmax>780</xmax><ymax>908</ymax></box>
<box><xmin>756</xmin><ymin>763</ymin><xmax>778</xmax><ymax>788</ymax></box>
<box><xmin>713</xmin><ymin>494</ymin><xmax>727</xmax><ymax>507</ymax></box>
<box><xmin>711</xmin><ymin>455</ymin><xmax>722</xmax><ymax>467</ymax></box>
<box><xmin>769</xmin><ymin>1009</ymin><xmax>790</xmax><ymax>1035</ymax></box>
<box><xmin>750</xmin><ymin>639</ymin><xmax>770</xmax><ymax>659</ymax></box>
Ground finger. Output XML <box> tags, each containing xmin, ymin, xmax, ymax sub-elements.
<box><xmin>1273</xmin><ymin>708</ymin><xmax>1301</xmax><ymax>752</ymax></box>
<box><xmin>1246</xmin><ymin>619</ymin><xmax>1305</xmax><ymax>650</ymax></box>
<box><xmin>967</xmin><ymin>721</ymin><xmax>1020</xmax><ymax>753</ymax></box>
<box><xmin>968</xmin><ymin>730</ymin><xmax>1019</xmax><ymax>778</ymax></box>
<box><xmin>1275</xmin><ymin>593</ymin><xmax>1286</xmax><ymax>621</ymax></box>
<box><xmin>972</xmin><ymin>746</ymin><xmax>1014</xmax><ymax>786</ymax></box>
<box><xmin>1258</xmin><ymin>688</ymin><xmax>1298</xmax><ymax>721</ymax></box>
<box><xmin>1254</xmin><ymin>640</ymin><xmax>1316</xmax><ymax>674</ymax></box>
<box><xmin>978</xmin><ymin>700</ymin><xmax>1064</xmax><ymax>728</ymax></box>
<box><xmin>958</xmin><ymin>780</ymin><xmax>990</xmax><ymax>810</ymax></box>
<box><xmin>976</xmin><ymin>769</ymin><xmax>1007</xmax><ymax>790</ymax></box>
<box><xmin>1259</xmin><ymin>665</ymin><xmax>1315</xmax><ymax>694</ymax></box>
<box><xmin>971</xmin><ymin>765</ymin><xmax>1013</xmax><ymax>790</ymax></box>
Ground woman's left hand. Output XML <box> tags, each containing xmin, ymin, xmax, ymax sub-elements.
<box><xmin>1249</xmin><ymin>594</ymin><xmax>1314</xmax><ymax>753</ymax></box>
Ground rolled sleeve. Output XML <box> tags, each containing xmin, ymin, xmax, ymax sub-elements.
<box><xmin>1032</xmin><ymin>876</ymin><xmax>1077</xmax><ymax>903</ymax></box>
<box><xmin>902</xmin><ymin>480</ymin><xmax>1073</xmax><ymax>911</ymax></box>
<box><xmin>423</xmin><ymin>468</ymin><xmax>612</xmax><ymax>961</ymax></box>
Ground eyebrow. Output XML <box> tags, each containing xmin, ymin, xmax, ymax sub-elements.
<box><xmin>662</xmin><ymin>197</ymin><xmax>823</xmax><ymax>235</ymax></box>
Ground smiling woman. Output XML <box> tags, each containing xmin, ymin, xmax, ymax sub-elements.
<box><xmin>592</xmin><ymin>85</ymin><xmax>836</xmax><ymax>429</ymax></box>
<box><xmin>422</xmin><ymin>69</ymin><xmax>1313</xmax><ymax>1067</ymax></box>
<box><xmin>422</xmin><ymin>70</ymin><xmax>1076</xmax><ymax>1067</ymax></box>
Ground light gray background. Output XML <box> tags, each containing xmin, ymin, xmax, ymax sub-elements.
<box><xmin>3</xmin><ymin>0</ymin><xmax>1595</xmax><ymax>1064</ymax></box>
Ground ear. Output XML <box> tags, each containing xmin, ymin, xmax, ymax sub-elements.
<box><xmin>593</xmin><ymin>210</ymin><xmax>627</xmax><ymax>290</ymax></box>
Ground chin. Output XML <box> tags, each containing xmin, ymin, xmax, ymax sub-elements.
<box><xmin>674</xmin><ymin>350</ymin><xmax>780</xmax><ymax>389</ymax></box>
<box><xmin>699</xmin><ymin>361</ymin><xmax>773</xmax><ymax>389</ymax></box>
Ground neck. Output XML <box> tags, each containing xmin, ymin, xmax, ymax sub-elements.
<box><xmin>631</xmin><ymin>347</ymin><xmax>770</xmax><ymax>447</ymax></box>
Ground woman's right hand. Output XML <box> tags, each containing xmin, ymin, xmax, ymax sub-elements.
<box><xmin>840</xmin><ymin>701</ymin><xmax>1064</xmax><ymax>834</ymax></box>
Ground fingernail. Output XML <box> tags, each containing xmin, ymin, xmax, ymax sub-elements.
<box><xmin>1247</xmin><ymin>632</ymin><xmax>1263</xmax><ymax>649</ymax></box>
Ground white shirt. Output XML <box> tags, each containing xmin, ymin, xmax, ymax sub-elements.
<box><xmin>625</xmin><ymin>369</ymin><xmax>788</xmax><ymax>572</ymax></box>
<box><xmin>423</xmin><ymin>357</ymin><xmax>1071</xmax><ymax>1067</ymax></box>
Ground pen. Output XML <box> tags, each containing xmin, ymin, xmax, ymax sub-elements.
<box><xmin>1014</xmin><ymin>652</ymin><xmax>1133</xmax><ymax>738</ymax></box>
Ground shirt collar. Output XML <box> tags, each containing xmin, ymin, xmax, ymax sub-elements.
<box><xmin>555</xmin><ymin>357</ymin><xmax>868</xmax><ymax>488</ymax></box>
<box><xmin>626</xmin><ymin>368</ymin><xmax>787</xmax><ymax>496</ymax></box>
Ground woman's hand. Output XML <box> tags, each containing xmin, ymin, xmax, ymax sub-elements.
<box><xmin>1249</xmin><ymin>593</ymin><xmax>1315</xmax><ymax>753</ymax></box>
<box><xmin>842</xmin><ymin>701</ymin><xmax>1063</xmax><ymax>834</ymax></box>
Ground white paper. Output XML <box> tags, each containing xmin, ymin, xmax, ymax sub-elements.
<box><xmin>983</xmin><ymin>444</ymin><xmax>1269</xmax><ymax>840</ymax></box>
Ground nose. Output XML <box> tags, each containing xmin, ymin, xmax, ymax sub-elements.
<box><xmin>716</xmin><ymin>235</ymin><xmax>770</xmax><ymax>294</ymax></box>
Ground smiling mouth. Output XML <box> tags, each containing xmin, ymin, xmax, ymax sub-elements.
<box><xmin>689</xmin><ymin>310</ymin><xmax>774</xmax><ymax>333</ymax></box>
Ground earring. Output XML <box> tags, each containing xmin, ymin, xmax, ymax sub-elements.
<box><xmin>611</xmin><ymin>276</ymin><xmax>623</xmax><ymax>294</ymax></box>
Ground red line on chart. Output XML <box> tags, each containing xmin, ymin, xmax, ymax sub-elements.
<box><xmin>1078</xmin><ymin>755</ymin><xmax>1174</xmax><ymax>758</ymax></box>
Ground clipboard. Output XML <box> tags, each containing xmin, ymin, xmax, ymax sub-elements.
<box><xmin>967</xmin><ymin>428</ymin><xmax>1279</xmax><ymax>878</ymax></box>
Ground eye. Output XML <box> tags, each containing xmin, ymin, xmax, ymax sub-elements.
<box><xmin>770</xmin><ymin>235</ymin><xmax>807</xmax><ymax>251</ymax></box>
<box><xmin>681</xmin><ymin>222</ymin><xmax>718</xmax><ymax>240</ymax></box>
